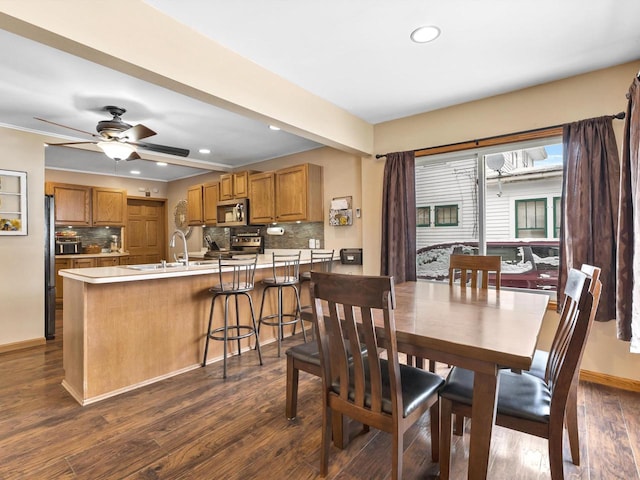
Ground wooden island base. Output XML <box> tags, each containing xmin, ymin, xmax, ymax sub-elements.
<box><xmin>62</xmin><ymin>264</ymin><xmax>305</xmax><ymax>405</ymax></box>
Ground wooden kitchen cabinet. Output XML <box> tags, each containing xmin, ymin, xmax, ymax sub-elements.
<box><xmin>220</xmin><ymin>171</ymin><xmax>253</xmax><ymax>200</ymax></box>
<box><xmin>46</xmin><ymin>182</ymin><xmax>91</xmax><ymax>226</ymax></box>
<box><xmin>203</xmin><ymin>182</ymin><xmax>219</xmax><ymax>225</ymax></box>
<box><xmin>73</xmin><ymin>258</ymin><xmax>96</xmax><ymax>268</ymax></box>
<box><xmin>186</xmin><ymin>184</ymin><xmax>204</xmax><ymax>225</ymax></box>
<box><xmin>92</xmin><ymin>187</ymin><xmax>127</xmax><ymax>226</ymax></box>
<box><xmin>54</xmin><ymin>258</ymin><xmax>72</xmax><ymax>306</ymax></box>
<box><xmin>97</xmin><ymin>257</ymin><xmax>120</xmax><ymax>267</ymax></box>
<box><xmin>275</xmin><ymin>163</ymin><xmax>323</xmax><ymax>222</ymax></box>
<box><xmin>248</xmin><ymin>171</ymin><xmax>276</xmax><ymax>224</ymax></box>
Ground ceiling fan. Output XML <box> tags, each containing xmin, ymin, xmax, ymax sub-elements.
<box><xmin>36</xmin><ymin>106</ymin><xmax>190</xmax><ymax>160</ymax></box>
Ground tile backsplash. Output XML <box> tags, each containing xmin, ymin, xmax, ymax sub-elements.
<box><xmin>55</xmin><ymin>226</ymin><xmax>122</xmax><ymax>250</ymax></box>
<box><xmin>202</xmin><ymin>222</ymin><xmax>324</xmax><ymax>250</ymax></box>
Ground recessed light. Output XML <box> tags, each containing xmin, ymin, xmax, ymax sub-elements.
<box><xmin>269</xmin><ymin>125</ymin><xmax>281</xmax><ymax>131</ymax></box>
<box><xmin>410</xmin><ymin>25</ymin><xmax>441</xmax><ymax>43</ymax></box>
<box><xmin>199</xmin><ymin>148</ymin><xmax>211</xmax><ymax>154</ymax></box>
<box><xmin>130</xmin><ymin>170</ymin><xmax>141</xmax><ymax>175</ymax></box>
<box><xmin>156</xmin><ymin>162</ymin><xmax>168</xmax><ymax>166</ymax></box>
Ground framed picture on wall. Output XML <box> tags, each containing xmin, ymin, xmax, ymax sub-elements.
<box><xmin>0</xmin><ymin>169</ymin><xmax>27</xmax><ymax>235</ymax></box>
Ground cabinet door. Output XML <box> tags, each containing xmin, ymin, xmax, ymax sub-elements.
<box><xmin>248</xmin><ymin>172</ymin><xmax>275</xmax><ymax>224</ymax></box>
<box><xmin>48</xmin><ymin>183</ymin><xmax>91</xmax><ymax>226</ymax></box>
<box><xmin>219</xmin><ymin>174</ymin><xmax>234</xmax><ymax>200</ymax></box>
<box><xmin>73</xmin><ymin>258</ymin><xmax>96</xmax><ymax>268</ymax></box>
<box><xmin>97</xmin><ymin>257</ymin><xmax>120</xmax><ymax>267</ymax></box>
<box><xmin>275</xmin><ymin>165</ymin><xmax>309</xmax><ymax>222</ymax></box>
<box><xmin>203</xmin><ymin>183</ymin><xmax>219</xmax><ymax>225</ymax></box>
<box><xmin>233</xmin><ymin>171</ymin><xmax>250</xmax><ymax>198</ymax></box>
<box><xmin>187</xmin><ymin>185</ymin><xmax>204</xmax><ymax>225</ymax></box>
<box><xmin>92</xmin><ymin>187</ymin><xmax>127</xmax><ymax>226</ymax></box>
<box><xmin>55</xmin><ymin>258</ymin><xmax>72</xmax><ymax>306</ymax></box>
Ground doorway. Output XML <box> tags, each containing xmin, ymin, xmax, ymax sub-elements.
<box><xmin>126</xmin><ymin>198</ymin><xmax>167</xmax><ymax>264</ymax></box>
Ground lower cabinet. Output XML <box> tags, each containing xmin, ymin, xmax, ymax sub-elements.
<box><xmin>55</xmin><ymin>255</ymin><xmax>127</xmax><ymax>306</ymax></box>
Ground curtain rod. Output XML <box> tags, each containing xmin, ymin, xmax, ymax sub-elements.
<box><xmin>375</xmin><ymin>111</ymin><xmax>626</xmax><ymax>159</ymax></box>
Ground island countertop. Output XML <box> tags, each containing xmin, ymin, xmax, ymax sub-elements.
<box><xmin>59</xmin><ymin>249</ymin><xmax>337</xmax><ymax>284</ymax></box>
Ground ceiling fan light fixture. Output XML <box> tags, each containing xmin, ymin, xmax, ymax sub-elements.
<box><xmin>410</xmin><ymin>25</ymin><xmax>441</xmax><ymax>43</ymax></box>
<box><xmin>98</xmin><ymin>141</ymin><xmax>136</xmax><ymax>160</ymax></box>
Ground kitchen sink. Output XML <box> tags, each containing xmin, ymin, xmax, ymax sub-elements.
<box><xmin>126</xmin><ymin>262</ymin><xmax>184</xmax><ymax>271</ymax></box>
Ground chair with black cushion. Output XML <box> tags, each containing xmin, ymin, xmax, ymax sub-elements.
<box><xmin>257</xmin><ymin>251</ymin><xmax>304</xmax><ymax>357</ymax></box>
<box><xmin>438</xmin><ymin>267</ymin><xmax>601</xmax><ymax>480</ymax></box>
<box><xmin>311</xmin><ymin>271</ymin><xmax>445</xmax><ymax>480</ymax></box>
<box><xmin>202</xmin><ymin>254</ymin><xmax>263</xmax><ymax>379</ymax></box>
<box><xmin>523</xmin><ymin>263</ymin><xmax>601</xmax><ymax>466</ymax></box>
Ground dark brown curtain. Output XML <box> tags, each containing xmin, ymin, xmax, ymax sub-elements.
<box><xmin>380</xmin><ymin>151</ymin><xmax>416</xmax><ymax>282</ymax></box>
<box><xmin>617</xmin><ymin>75</ymin><xmax>640</xmax><ymax>350</ymax></box>
<box><xmin>559</xmin><ymin>116</ymin><xmax>619</xmax><ymax>322</ymax></box>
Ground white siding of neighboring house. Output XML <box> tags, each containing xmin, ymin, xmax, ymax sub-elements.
<box><xmin>416</xmin><ymin>157</ymin><xmax>562</xmax><ymax>250</ymax></box>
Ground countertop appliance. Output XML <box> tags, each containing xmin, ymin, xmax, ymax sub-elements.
<box><xmin>55</xmin><ymin>234</ymin><xmax>82</xmax><ymax>254</ymax></box>
<box><xmin>230</xmin><ymin>232</ymin><xmax>264</xmax><ymax>254</ymax></box>
<box><xmin>44</xmin><ymin>195</ymin><xmax>56</xmax><ymax>339</ymax></box>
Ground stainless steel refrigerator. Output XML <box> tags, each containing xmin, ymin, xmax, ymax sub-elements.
<box><xmin>44</xmin><ymin>195</ymin><xmax>56</xmax><ymax>339</ymax></box>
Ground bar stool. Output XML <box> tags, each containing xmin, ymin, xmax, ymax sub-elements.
<box><xmin>257</xmin><ymin>251</ymin><xmax>304</xmax><ymax>357</ymax></box>
<box><xmin>298</xmin><ymin>249</ymin><xmax>334</xmax><ymax>337</ymax></box>
<box><xmin>202</xmin><ymin>254</ymin><xmax>262</xmax><ymax>379</ymax></box>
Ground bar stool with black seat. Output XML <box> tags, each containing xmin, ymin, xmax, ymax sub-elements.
<box><xmin>257</xmin><ymin>251</ymin><xmax>304</xmax><ymax>357</ymax></box>
<box><xmin>298</xmin><ymin>249</ymin><xmax>334</xmax><ymax>333</ymax></box>
<box><xmin>202</xmin><ymin>254</ymin><xmax>262</xmax><ymax>379</ymax></box>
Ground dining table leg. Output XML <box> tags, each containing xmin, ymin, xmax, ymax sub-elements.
<box><xmin>467</xmin><ymin>367</ymin><xmax>499</xmax><ymax>480</ymax></box>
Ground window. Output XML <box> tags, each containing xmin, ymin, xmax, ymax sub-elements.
<box><xmin>415</xmin><ymin>136</ymin><xmax>562</xmax><ymax>297</ymax></box>
<box><xmin>435</xmin><ymin>205</ymin><xmax>458</xmax><ymax>226</ymax></box>
<box><xmin>417</xmin><ymin>206</ymin><xmax>431</xmax><ymax>227</ymax></box>
<box><xmin>553</xmin><ymin>196</ymin><xmax>561</xmax><ymax>238</ymax></box>
<box><xmin>515</xmin><ymin>198</ymin><xmax>547</xmax><ymax>238</ymax></box>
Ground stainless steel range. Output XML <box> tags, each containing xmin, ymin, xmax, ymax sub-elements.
<box><xmin>230</xmin><ymin>233</ymin><xmax>264</xmax><ymax>254</ymax></box>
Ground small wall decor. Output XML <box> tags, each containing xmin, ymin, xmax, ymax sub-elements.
<box><xmin>329</xmin><ymin>196</ymin><xmax>353</xmax><ymax>226</ymax></box>
<box><xmin>0</xmin><ymin>169</ymin><xmax>27</xmax><ymax>235</ymax></box>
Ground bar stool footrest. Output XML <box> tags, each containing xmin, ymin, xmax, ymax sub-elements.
<box><xmin>209</xmin><ymin>325</ymin><xmax>259</xmax><ymax>342</ymax></box>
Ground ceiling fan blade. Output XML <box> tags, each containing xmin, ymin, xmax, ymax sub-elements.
<box><xmin>125</xmin><ymin>151</ymin><xmax>141</xmax><ymax>161</ymax></box>
<box><xmin>132</xmin><ymin>141</ymin><xmax>190</xmax><ymax>157</ymax></box>
<box><xmin>119</xmin><ymin>124</ymin><xmax>156</xmax><ymax>142</ymax></box>
<box><xmin>34</xmin><ymin>117</ymin><xmax>100</xmax><ymax>139</ymax></box>
<box><xmin>47</xmin><ymin>141</ymin><xmax>96</xmax><ymax>146</ymax></box>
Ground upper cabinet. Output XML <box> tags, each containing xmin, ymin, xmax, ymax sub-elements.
<box><xmin>203</xmin><ymin>182</ymin><xmax>219</xmax><ymax>225</ymax></box>
<box><xmin>219</xmin><ymin>171</ymin><xmax>253</xmax><ymax>200</ymax></box>
<box><xmin>249</xmin><ymin>163</ymin><xmax>323</xmax><ymax>224</ymax></box>
<box><xmin>92</xmin><ymin>187</ymin><xmax>127</xmax><ymax>226</ymax></box>
<box><xmin>46</xmin><ymin>182</ymin><xmax>127</xmax><ymax>226</ymax></box>
<box><xmin>186</xmin><ymin>184</ymin><xmax>204</xmax><ymax>225</ymax></box>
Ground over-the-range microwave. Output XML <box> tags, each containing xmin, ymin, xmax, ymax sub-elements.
<box><xmin>216</xmin><ymin>198</ymin><xmax>249</xmax><ymax>227</ymax></box>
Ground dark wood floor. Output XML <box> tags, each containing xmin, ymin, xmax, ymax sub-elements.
<box><xmin>1</xmin><ymin>312</ymin><xmax>638</xmax><ymax>480</ymax></box>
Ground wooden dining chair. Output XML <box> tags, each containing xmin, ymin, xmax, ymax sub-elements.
<box><xmin>524</xmin><ymin>263</ymin><xmax>601</xmax><ymax>466</ymax></box>
<box><xmin>438</xmin><ymin>267</ymin><xmax>601</xmax><ymax>480</ymax></box>
<box><xmin>310</xmin><ymin>271</ymin><xmax>445</xmax><ymax>480</ymax></box>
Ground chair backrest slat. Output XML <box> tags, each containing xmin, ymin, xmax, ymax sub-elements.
<box><xmin>271</xmin><ymin>251</ymin><xmax>301</xmax><ymax>282</ymax></box>
<box><xmin>449</xmin><ymin>254</ymin><xmax>501</xmax><ymax>290</ymax></box>
<box><xmin>310</xmin><ymin>249</ymin><xmax>335</xmax><ymax>273</ymax></box>
<box><xmin>216</xmin><ymin>254</ymin><xmax>257</xmax><ymax>291</ymax></box>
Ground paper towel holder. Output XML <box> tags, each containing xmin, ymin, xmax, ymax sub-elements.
<box><xmin>267</xmin><ymin>226</ymin><xmax>285</xmax><ymax>235</ymax></box>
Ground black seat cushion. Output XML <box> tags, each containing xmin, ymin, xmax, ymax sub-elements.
<box><xmin>526</xmin><ymin>349</ymin><xmax>548</xmax><ymax>380</ymax></box>
<box><xmin>441</xmin><ymin>367</ymin><xmax>551</xmax><ymax>424</ymax></box>
<box><xmin>332</xmin><ymin>359</ymin><xmax>444</xmax><ymax>418</ymax></box>
<box><xmin>285</xmin><ymin>341</ymin><xmax>321</xmax><ymax>366</ymax></box>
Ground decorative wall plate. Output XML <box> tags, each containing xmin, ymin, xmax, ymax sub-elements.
<box><xmin>173</xmin><ymin>199</ymin><xmax>193</xmax><ymax>239</ymax></box>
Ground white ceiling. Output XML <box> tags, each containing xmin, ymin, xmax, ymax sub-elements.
<box><xmin>1</xmin><ymin>0</ymin><xmax>639</xmax><ymax>182</ymax></box>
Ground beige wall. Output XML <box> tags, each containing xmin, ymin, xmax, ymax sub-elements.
<box><xmin>364</xmin><ymin>60</ymin><xmax>640</xmax><ymax>382</ymax></box>
<box><xmin>0</xmin><ymin>127</ymin><xmax>46</xmax><ymax>346</ymax></box>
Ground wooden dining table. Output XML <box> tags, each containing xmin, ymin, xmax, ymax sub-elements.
<box><xmin>388</xmin><ymin>281</ymin><xmax>550</xmax><ymax>480</ymax></box>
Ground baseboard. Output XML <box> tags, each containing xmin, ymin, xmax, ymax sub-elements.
<box><xmin>580</xmin><ymin>369</ymin><xmax>640</xmax><ymax>392</ymax></box>
<box><xmin>0</xmin><ymin>337</ymin><xmax>46</xmax><ymax>354</ymax></box>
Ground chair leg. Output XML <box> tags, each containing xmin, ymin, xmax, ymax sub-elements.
<box><xmin>277</xmin><ymin>286</ymin><xmax>283</xmax><ymax>357</ymax></box>
<box><xmin>291</xmin><ymin>284</ymin><xmax>307</xmax><ymax>343</ymax></box>
<box><xmin>566</xmin><ymin>381</ymin><xmax>580</xmax><ymax>465</ymax></box>
<box><xmin>454</xmin><ymin>414</ymin><xmax>464</xmax><ymax>436</ymax></box>
<box><xmin>202</xmin><ymin>294</ymin><xmax>216</xmax><ymax>367</ymax></box>
<box><xmin>286</xmin><ymin>356</ymin><xmax>299</xmax><ymax>420</ymax></box>
<box><xmin>256</xmin><ymin>285</ymin><xmax>269</xmax><ymax>349</ymax></box>
<box><xmin>430</xmin><ymin>401</ymin><xmax>440</xmax><ymax>462</ymax></box>
<box><xmin>245</xmin><ymin>292</ymin><xmax>262</xmax><ymax>366</ymax></box>
<box><xmin>332</xmin><ymin>412</ymin><xmax>348</xmax><ymax>449</ymax></box>
<box><xmin>222</xmin><ymin>295</ymin><xmax>230</xmax><ymax>379</ymax></box>
<box><xmin>548</xmin><ymin>422</ymin><xmax>565</xmax><ymax>480</ymax></box>
<box><xmin>392</xmin><ymin>427</ymin><xmax>403</xmax><ymax>480</ymax></box>
<box><xmin>439</xmin><ymin>398</ymin><xmax>453</xmax><ymax>480</ymax></box>
<box><xmin>234</xmin><ymin>294</ymin><xmax>242</xmax><ymax>356</ymax></box>
<box><xmin>320</xmin><ymin>403</ymin><xmax>332</xmax><ymax>477</ymax></box>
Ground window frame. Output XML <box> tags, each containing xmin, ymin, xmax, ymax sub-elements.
<box><xmin>553</xmin><ymin>196</ymin><xmax>561</xmax><ymax>238</ymax></box>
<box><xmin>434</xmin><ymin>204</ymin><xmax>459</xmax><ymax>227</ymax></box>
<box><xmin>417</xmin><ymin>206</ymin><xmax>431</xmax><ymax>227</ymax></box>
<box><xmin>515</xmin><ymin>197</ymin><xmax>548</xmax><ymax>238</ymax></box>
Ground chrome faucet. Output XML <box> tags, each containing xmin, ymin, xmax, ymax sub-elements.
<box><xmin>169</xmin><ymin>230</ymin><xmax>189</xmax><ymax>266</ymax></box>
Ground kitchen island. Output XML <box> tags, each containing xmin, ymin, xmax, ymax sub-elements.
<box><xmin>59</xmin><ymin>250</ymin><xmax>331</xmax><ymax>405</ymax></box>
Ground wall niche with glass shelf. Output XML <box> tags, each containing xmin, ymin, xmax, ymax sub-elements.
<box><xmin>0</xmin><ymin>169</ymin><xmax>27</xmax><ymax>235</ymax></box>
